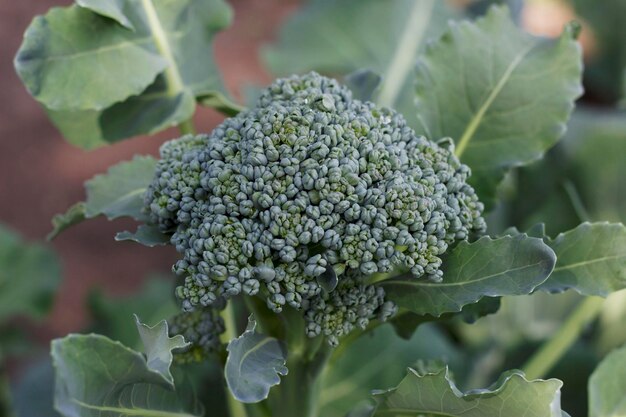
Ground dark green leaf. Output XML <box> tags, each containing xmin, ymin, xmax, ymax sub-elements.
<box><xmin>320</xmin><ymin>324</ymin><xmax>462</xmax><ymax>417</ymax></box>
<box><xmin>570</xmin><ymin>0</ymin><xmax>626</xmax><ymax>103</ymax></box>
<box><xmin>588</xmin><ymin>344</ymin><xmax>626</xmax><ymax>417</ymax></box>
<box><xmin>391</xmin><ymin>296</ymin><xmax>501</xmax><ymax>340</ymax></box>
<box><xmin>262</xmin><ymin>0</ymin><xmax>456</xmax><ymax>127</ymax></box>
<box><xmin>135</xmin><ymin>315</ymin><xmax>189</xmax><ymax>385</ymax></box>
<box><xmin>50</xmin><ymin>155</ymin><xmax>156</xmax><ymax>238</ymax></box>
<box><xmin>116</xmin><ymin>224</ymin><xmax>170</xmax><ymax>247</ymax></box>
<box><xmin>380</xmin><ymin>235</ymin><xmax>556</xmax><ymax>316</ymax></box>
<box><xmin>539</xmin><ymin>222</ymin><xmax>626</xmax><ymax>296</ymax></box>
<box><xmin>414</xmin><ymin>6</ymin><xmax>583</xmax><ymax>202</ymax></box>
<box><xmin>344</xmin><ymin>69</ymin><xmax>381</xmax><ymax>102</ymax></box>
<box><xmin>0</xmin><ymin>226</ymin><xmax>61</xmax><ymax>321</ymax></box>
<box><xmin>12</xmin><ymin>358</ymin><xmax>61</xmax><ymax>417</ymax></box>
<box><xmin>371</xmin><ymin>366</ymin><xmax>564</xmax><ymax>417</ymax></box>
<box><xmin>52</xmin><ymin>334</ymin><xmax>201</xmax><ymax>417</ymax></box>
<box><xmin>225</xmin><ymin>317</ymin><xmax>288</xmax><ymax>403</ymax></box>
<box><xmin>47</xmin><ymin>202</ymin><xmax>86</xmax><ymax>241</ymax></box>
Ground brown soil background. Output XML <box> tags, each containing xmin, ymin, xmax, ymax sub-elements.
<box><xmin>0</xmin><ymin>0</ymin><xmax>297</xmax><ymax>340</ymax></box>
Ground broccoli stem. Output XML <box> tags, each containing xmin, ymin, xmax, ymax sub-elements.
<box><xmin>219</xmin><ymin>302</ymin><xmax>249</xmax><ymax>417</ymax></box>
<box><xmin>269</xmin><ymin>341</ymin><xmax>332</xmax><ymax>417</ymax></box>
<box><xmin>521</xmin><ymin>296</ymin><xmax>604</xmax><ymax>380</ymax></box>
<box><xmin>177</xmin><ymin>118</ymin><xmax>196</xmax><ymax>135</ymax></box>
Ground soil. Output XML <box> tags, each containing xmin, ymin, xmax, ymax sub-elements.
<box><xmin>0</xmin><ymin>0</ymin><xmax>298</xmax><ymax>339</ymax></box>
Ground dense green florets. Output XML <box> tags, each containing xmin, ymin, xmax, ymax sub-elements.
<box><xmin>168</xmin><ymin>308</ymin><xmax>225</xmax><ymax>363</ymax></box>
<box><xmin>145</xmin><ymin>72</ymin><xmax>485</xmax><ymax>346</ymax></box>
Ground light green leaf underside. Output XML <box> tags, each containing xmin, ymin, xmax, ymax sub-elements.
<box><xmin>380</xmin><ymin>234</ymin><xmax>556</xmax><ymax>316</ymax></box>
<box><xmin>16</xmin><ymin>0</ymin><xmax>233</xmax><ymax>148</ymax></box>
<box><xmin>0</xmin><ymin>225</ymin><xmax>61</xmax><ymax>321</ymax></box>
<box><xmin>371</xmin><ymin>367</ymin><xmax>564</xmax><ymax>417</ymax></box>
<box><xmin>414</xmin><ymin>5</ymin><xmax>583</xmax><ymax>203</ymax></box>
<box><xmin>225</xmin><ymin>317</ymin><xmax>288</xmax><ymax>403</ymax></box>
<box><xmin>344</xmin><ymin>69</ymin><xmax>382</xmax><ymax>102</ymax></box>
<box><xmin>262</xmin><ymin>0</ymin><xmax>455</xmax><ymax>128</ymax></box>
<box><xmin>538</xmin><ymin>222</ymin><xmax>626</xmax><ymax>296</ymax></box>
<box><xmin>320</xmin><ymin>324</ymin><xmax>462</xmax><ymax>417</ymax></box>
<box><xmin>15</xmin><ymin>4</ymin><xmax>167</xmax><ymax>111</ymax></box>
<box><xmin>135</xmin><ymin>315</ymin><xmax>189</xmax><ymax>385</ymax></box>
<box><xmin>589</xmin><ymin>344</ymin><xmax>626</xmax><ymax>417</ymax></box>
<box><xmin>52</xmin><ymin>334</ymin><xmax>201</xmax><ymax>417</ymax></box>
<box><xmin>85</xmin><ymin>155</ymin><xmax>156</xmax><ymax>220</ymax></box>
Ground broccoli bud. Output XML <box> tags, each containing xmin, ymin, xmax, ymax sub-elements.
<box><xmin>168</xmin><ymin>307</ymin><xmax>225</xmax><ymax>363</ymax></box>
<box><xmin>146</xmin><ymin>72</ymin><xmax>486</xmax><ymax>346</ymax></box>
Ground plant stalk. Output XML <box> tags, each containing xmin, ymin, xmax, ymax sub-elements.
<box><xmin>177</xmin><ymin>118</ymin><xmax>196</xmax><ymax>135</ymax></box>
<box><xmin>521</xmin><ymin>296</ymin><xmax>604</xmax><ymax>380</ymax></box>
<box><xmin>269</xmin><ymin>343</ymin><xmax>332</xmax><ymax>417</ymax></box>
<box><xmin>220</xmin><ymin>302</ymin><xmax>248</xmax><ymax>417</ymax></box>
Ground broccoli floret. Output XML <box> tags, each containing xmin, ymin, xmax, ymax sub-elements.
<box><xmin>168</xmin><ymin>308</ymin><xmax>225</xmax><ymax>363</ymax></box>
<box><xmin>145</xmin><ymin>72</ymin><xmax>485</xmax><ymax>346</ymax></box>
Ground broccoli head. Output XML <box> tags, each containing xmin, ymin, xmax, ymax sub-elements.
<box><xmin>145</xmin><ymin>72</ymin><xmax>486</xmax><ymax>346</ymax></box>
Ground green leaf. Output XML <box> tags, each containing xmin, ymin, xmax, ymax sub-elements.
<box><xmin>371</xmin><ymin>366</ymin><xmax>564</xmax><ymax>417</ymax></box>
<box><xmin>391</xmin><ymin>296</ymin><xmax>501</xmax><ymax>340</ymax></box>
<box><xmin>47</xmin><ymin>202</ymin><xmax>86</xmax><ymax>241</ymax></box>
<box><xmin>414</xmin><ymin>5</ymin><xmax>583</xmax><ymax>203</ymax></box>
<box><xmin>85</xmin><ymin>155</ymin><xmax>156</xmax><ymax>220</ymax></box>
<box><xmin>589</xmin><ymin>344</ymin><xmax>626</xmax><ymax>417</ymax></box>
<box><xmin>88</xmin><ymin>276</ymin><xmax>179</xmax><ymax>349</ymax></box>
<box><xmin>0</xmin><ymin>226</ymin><xmax>61</xmax><ymax>321</ymax></box>
<box><xmin>49</xmin><ymin>155</ymin><xmax>156</xmax><ymax>238</ymax></box>
<box><xmin>16</xmin><ymin>0</ymin><xmax>233</xmax><ymax>148</ymax></box>
<box><xmin>76</xmin><ymin>0</ymin><xmax>134</xmax><ymax>29</ymax></box>
<box><xmin>225</xmin><ymin>317</ymin><xmax>288</xmax><ymax>403</ymax></box>
<box><xmin>380</xmin><ymin>235</ymin><xmax>556</xmax><ymax>316</ymax></box>
<box><xmin>320</xmin><ymin>324</ymin><xmax>462</xmax><ymax>417</ymax></box>
<box><xmin>262</xmin><ymin>0</ymin><xmax>456</xmax><ymax>127</ymax></box>
<box><xmin>538</xmin><ymin>222</ymin><xmax>626</xmax><ymax>297</ymax></box>
<box><xmin>15</xmin><ymin>5</ymin><xmax>167</xmax><ymax>111</ymax></box>
<box><xmin>116</xmin><ymin>224</ymin><xmax>170</xmax><ymax>247</ymax></box>
<box><xmin>135</xmin><ymin>315</ymin><xmax>189</xmax><ymax>385</ymax></box>
<box><xmin>12</xmin><ymin>358</ymin><xmax>61</xmax><ymax>417</ymax></box>
<box><xmin>52</xmin><ymin>334</ymin><xmax>201</xmax><ymax>417</ymax></box>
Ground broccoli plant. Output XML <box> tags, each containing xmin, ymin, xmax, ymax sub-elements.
<box><xmin>7</xmin><ymin>1</ymin><xmax>626</xmax><ymax>417</ymax></box>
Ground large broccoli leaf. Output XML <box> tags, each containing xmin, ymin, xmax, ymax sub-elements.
<box><xmin>367</xmin><ymin>366</ymin><xmax>564</xmax><ymax>417</ymax></box>
<box><xmin>15</xmin><ymin>0</ymin><xmax>233</xmax><ymax>148</ymax></box>
<box><xmin>52</xmin><ymin>320</ymin><xmax>199</xmax><ymax>417</ymax></box>
<box><xmin>262</xmin><ymin>0</ymin><xmax>456</xmax><ymax>127</ymax></box>
<box><xmin>379</xmin><ymin>235</ymin><xmax>556</xmax><ymax>316</ymax></box>
<box><xmin>0</xmin><ymin>226</ymin><xmax>61</xmax><ymax>321</ymax></box>
<box><xmin>319</xmin><ymin>324</ymin><xmax>463</xmax><ymax>417</ymax></box>
<box><xmin>537</xmin><ymin>223</ymin><xmax>626</xmax><ymax>296</ymax></box>
<box><xmin>413</xmin><ymin>5</ymin><xmax>583</xmax><ymax>205</ymax></box>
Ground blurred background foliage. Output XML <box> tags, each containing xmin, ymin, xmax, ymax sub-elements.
<box><xmin>0</xmin><ymin>0</ymin><xmax>624</xmax><ymax>416</ymax></box>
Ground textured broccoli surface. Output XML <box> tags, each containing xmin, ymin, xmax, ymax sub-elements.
<box><xmin>169</xmin><ymin>308</ymin><xmax>225</xmax><ymax>363</ymax></box>
<box><xmin>145</xmin><ymin>72</ymin><xmax>485</xmax><ymax>346</ymax></box>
